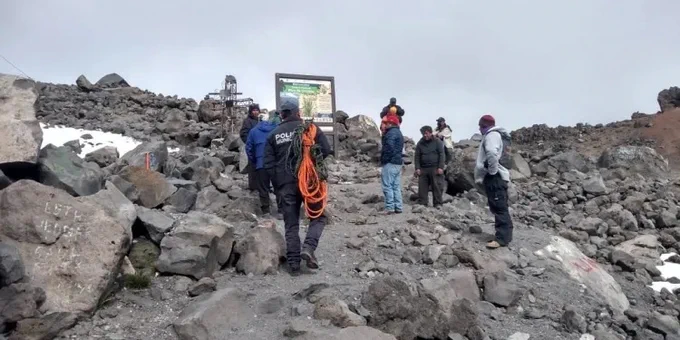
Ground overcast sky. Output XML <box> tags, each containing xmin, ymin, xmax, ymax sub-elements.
<box><xmin>2</xmin><ymin>0</ymin><xmax>680</xmax><ymax>139</ymax></box>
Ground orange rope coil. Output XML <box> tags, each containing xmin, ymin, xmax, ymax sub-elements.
<box><xmin>297</xmin><ymin>124</ymin><xmax>328</xmax><ymax>219</ymax></box>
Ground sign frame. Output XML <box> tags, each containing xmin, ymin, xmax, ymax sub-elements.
<box><xmin>275</xmin><ymin>73</ymin><xmax>338</xmax><ymax>152</ymax></box>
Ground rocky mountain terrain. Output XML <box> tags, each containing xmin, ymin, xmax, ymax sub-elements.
<box><xmin>3</xmin><ymin>72</ymin><xmax>680</xmax><ymax>340</ymax></box>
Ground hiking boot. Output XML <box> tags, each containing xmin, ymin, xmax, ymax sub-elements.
<box><xmin>301</xmin><ymin>249</ymin><xmax>319</xmax><ymax>269</ymax></box>
<box><xmin>486</xmin><ymin>241</ymin><xmax>502</xmax><ymax>249</ymax></box>
<box><xmin>286</xmin><ymin>263</ymin><xmax>301</xmax><ymax>277</ymax></box>
<box><xmin>394</xmin><ymin>209</ymin><xmax>402</xmax><ymax>214</ymax></box>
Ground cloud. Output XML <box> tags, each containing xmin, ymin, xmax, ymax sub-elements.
<box><xmin>2</xmin><ymin>0</ymin><xmax>680</xmax><ymax>139</ymax></box>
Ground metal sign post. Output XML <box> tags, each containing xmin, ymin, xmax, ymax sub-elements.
<box><xmin>274</xmin><ymin>73</ymin><xmax>338</xmax><ymax>153</ymax></box>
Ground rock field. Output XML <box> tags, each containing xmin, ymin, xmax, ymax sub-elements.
<box><xmin>3</xmin><ymin>72</ymin><xmax>680</xmax><ymax>340</ymax></box>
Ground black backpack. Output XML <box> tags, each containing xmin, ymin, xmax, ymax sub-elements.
<box><xmin>484</xmin><ymin>130</ymin><xmax>513</xmax><ymax>169</ymax></box>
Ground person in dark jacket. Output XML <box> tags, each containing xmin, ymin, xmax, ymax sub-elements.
<box><xmin>380</xmin><ymin>97</ymin><xmax>405</xmax><ymax>123</ymax></box>
<box><xmin>240</xmin><ymin>104</ymin><xmax>261</xmax><ymax>191</ymax></box>
<box><xmin>263</xmin><ymin>98</ymin><xmax>331</xmax><ymax>276</ymax></box>
<box><xmin>414</xmin><ymin>125</ymin><xmax>445</xmax><ymax>207</ymax></box>
<box><xmin>380</xmin><ymin>114</ymin><xmax>404</xmax><ymax>214</ymax></box>
<box><xmin>246</xmin><ymin>114</ymin><xmax>281</xmax><ymax>216</ymax></box>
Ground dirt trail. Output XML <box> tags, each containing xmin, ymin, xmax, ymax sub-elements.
<box><xmin>57</xmin><ymin>171</ymin><xmax>623</xmax><ymax>340</ymax></box>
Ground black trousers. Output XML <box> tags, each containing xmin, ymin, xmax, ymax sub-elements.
<box><xmin>279</xmin><ymin>182</ymin><xmax>326</xmax><ymax>267</ymax></box>
<box><xmin>483</xmin><ymin>174</ymin><xmax>514</xmax><ymax>246</ymax></box>
<box><xmin>418</xmin><ymin>167</ymin><xmax>444</xmax><ymax>206</ymax></box>
<box><xmin>247</xmin><ymin>162</ymin><xmax>257</xmax><ymax>191</ymax></box>
<box><xmin>255</xmin><ymin>169</ymin><xmax>282</xmax><ymax>214</ymax></box>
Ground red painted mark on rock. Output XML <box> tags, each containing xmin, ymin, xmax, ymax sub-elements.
<box><xmin>572</xmin><ymin>257</ymin><xmax>598</xmax><ymax>273</ymax></box>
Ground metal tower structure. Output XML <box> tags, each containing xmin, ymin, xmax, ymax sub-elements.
<box><xmin>205</xmin><ymin>75</ymin><xmax>254</xmax><ymax>138</ymax></box>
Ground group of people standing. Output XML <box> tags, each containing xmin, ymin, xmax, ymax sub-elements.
<box><xmin>236</xmin><ymin>96</ymin><xmax>515</xmax><ymax>278</ymax></box>
<box><xmin>379</xmin><ymin>98</ymin><xmax>514</xmax><ymax>249</ymax></box>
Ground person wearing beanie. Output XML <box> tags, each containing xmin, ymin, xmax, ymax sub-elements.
<box><xmin>414</xmin><ymin>125</ymin><xmax>446</xmax><ymax>208</ymax></box>
<box><xmin>246</xmin><ymin>111</ymin><xmax>282</xmax><ymax>217</ymax></box>
<box><xmin>474</xmin><ymin>114</ymin><xmax>514</xmax><ymax>249</ymax></box>
<box><xmin>380</xmin><ymin>97</ymin><xmax>405</xmax><ymax>123</ymax></box>
<box><xmin>240</xmin><ymin>104</ymin><xmax>261</xmax><ymax>191</ymax></box>
<box><xmin>380</xmin><ymin>114</ymin><xmax>404</xmax><ymax>214</ymax></box>
<box><xmin>263</xmin><ymin>97</ymin><xmax>332</xmax><ymax>276</ymax></box>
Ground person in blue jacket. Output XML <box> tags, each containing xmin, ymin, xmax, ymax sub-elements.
<box><xmin>246</xmin><ymin>113</ymin><xmax>281</xmax><ymax>215</ymax></box>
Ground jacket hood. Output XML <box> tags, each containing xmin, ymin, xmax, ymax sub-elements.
<box><xmin>486</xmin><ymin>126</ymin><xmax>510</xmax><ymax>139</ymax></box>
<box><xmin>256</xmin><ymin>121</ymin><xmax>277</xmax><ymax>133</ymax></box>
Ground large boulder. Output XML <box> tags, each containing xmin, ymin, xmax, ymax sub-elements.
<box><xmin>118</xmin><ymin>166</ymin><xmax>177</xmax><ymax>208</ymax></box>
<box><xmin>0</xmin><ymin>73</ymin><xmax>43</xmax><ymax>165</ymax></box>
<box><xmin>0</xmin><ymin>180</ymin><xmax>132</xmax><ymax>331</ymax></box>
<box><xmin>119</xmin><ymin>141</ymin><xmax>169</xmax><ymax>173</ymax></box>
<box><xmin>94</xmin><ymin>73</ymin><xmax>129</xmax><ymax>88</ymax></box>
<box><xmin>361</xmin><ymin>277</ymin><xmax>479</xmax><ymax>339</ymax></box>
<box><xmin>173</xmin><ymin>287</ymin><xmax>256</xmax><ymax>340</ymax></box>
<box><xmin>657</xmin><ymin>86</ymin><xmax>680</xmax><ymax>112</ymax></box>
<box><xmin>156</xmin><ymin>211</ymin><xmax>234</xmax><ymax>279</ymax></box>
<box><xmin>344</xmin><ymin>115</ymin><xmax>380</xmax><ymax>140</ymax></box>
<box><xmin>234</xmin><ymin>220</ymin><xmax>285</xmax><ymax>275</ymax></box>
<box><xmin>598</xmin><ymin>146</ymin><xmax>669</xmax><ymax>178</ymax></box>
<box><xmin>38</xmin><ymin>144</ymin><xmax>105</xmax><ymax>196</ymax></box>
<box><xmin>535</xmin><ymin>236</ymin><xmax>629</xmax><ymax>314</ymax></box>
<box><xmin>445</xmin><ymin>145</ymin><xmax>478</xmax><ymax>195</ymax></box>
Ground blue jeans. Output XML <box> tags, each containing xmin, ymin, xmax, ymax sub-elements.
<box><xmin>381</xmin><ymin>163</ymin><xmax>403</xmax><ymax>212</ymax></box>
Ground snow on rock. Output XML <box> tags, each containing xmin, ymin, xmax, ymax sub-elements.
<box><xmin>40</xmin><ymin>123</ymin><xmax>178</xmax><ymax>158</ymax></box>
<box><xmin>651</xmin><ymin>253</ymin><xmax>680</xmax><ymax>292</ymax></box>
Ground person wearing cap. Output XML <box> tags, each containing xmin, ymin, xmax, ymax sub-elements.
<box><xmin>263</xmin><ymin>97</ymin><xmax>332</xmax><ymax>276</ymax></box>
<box><xmin>433</xmin><ymin>117</ymin><xmax>454</xmax><ymax>163</ymax></box>
<box><xmin>414</xmin><ymin>125</ymin><xmax>446</xmax><ymax>208</ymax></box>
<box><xmin>474</xmin><ymin>114</ymin><xmax>514</xmax><ymax>249</ymax></box>
<box><xmin>380</xmin><ymin>114</ymin><xmax>404</xmax><ymax>214</ymax></box>
<box><xmin>246</xmin><ymin>113</ymin><xmax>283</xmax><ymax>217</ymax></box>
<box><xmin>380</xmin><ymin>97</ymin><xmax>405</xmax><ymax>123</ymax></box>
<box><xmin>240</xmin><ymin>104</ymin><xmax>261</xmax><ymax>191</ymax></box>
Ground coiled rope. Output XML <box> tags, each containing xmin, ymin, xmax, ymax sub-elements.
<box><xmin>286</xmin><ymin>122</ymin><xmax>328</xmax><ymax>218</ymax></box>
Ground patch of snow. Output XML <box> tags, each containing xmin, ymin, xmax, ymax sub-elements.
<box><xmin>40</xmin><ymin>123</ymin><xmax>178</xmax><ymax>157</ymax></box>
<box><xmin>651</xmin><ymin>253</ymin><xmax>680</xmax><ymax>292</ymax></box>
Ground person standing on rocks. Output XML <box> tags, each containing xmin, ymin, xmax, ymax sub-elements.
<box><xmin>246</xmin><ymin>113</ymin><xmax>282</xmax><ymax>217</ymax></box>
<box><xmin>380</xmin><ymin>114</ymin><xmax>404</xmax><ymax>214</ymax></box>
<box><xmin>264</xmin><ymin>98</ymin><xmax>331</xmax><ymax>276</ymax></box>
<box><xmin>433</xmin><ymin>117</ymin><xmax>454</xmax><ymax>163</ymax></box>
<box><xmin>474</xmin><ymin>114</ymin><xmax>514</xmax><ymax>249</ymax></box>
<box><xmin>380</xmin><ymin>97</ymin><xmax>405</xmax><ymax>123</ymax></box>
<box><xmin>414</xmin><ymin>125</ymin><xmax>445</xmax><ymax>208</ymax></box>
<box><xmin>240</xmin><ymin>104</ymin><xmax>261</xmax><ymax>191</ymax></box>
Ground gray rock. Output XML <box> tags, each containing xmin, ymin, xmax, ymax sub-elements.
<box><xmin>0</xmin><ymin>180</ymin><xmax>132</xmax><ymax>322</ymax></box>
<box><xmin>165</xmin><ymin>187</ymin><xmax>197</xmax><ymax>213</ymax></box>
<box><xmin>173</xmin><ymin>287</ymin><xmax>256</xmax><ymax>340</ymax></box>
<box><xmin>38</xmin><ymin>144</ymin><xmax>104</xmax><ymax>196</ymax></box>
<box><xmin>84</xmin><ymin>146</ymin><xmax>119</xmax><ymax>168</ymax></box>
<box><xmin>118</xmin><ymin>166</ymin><xmax>177</xmax><ymax>208</ymax></box>
<box><xmin>0</xmin><ymin>74</ymin><xmax>42</xmax><ymax>164</ymax></box>
<box><xmin>0</xmin><ymin>243</ymin><xmax>24</xmax><ymax>287</ymax></box>
<box><xmin>109</xmin><ymin>174</ymin><xmax>140</xmax><ymax>202</ymax></box>
<box><xmin>135</xmin><ymin>205</ymin><xmax>175</xmax><ymax>244</ymax></box>
<box><xmin>647</xmin><ymin>311</ymin><xmax>680</xmax><ymax>336</ymax></box>
<box><xmin>582</xmin><ymin>174</ymin><xmax>607</xmax><ymax>195</ymax></box>
<box><xmin>482</xmin><ymin>271</ymin><xmax>525</xmax><ymax>307</ymax></box>
<box><xmin>313</xmin><ymin>296</ymin><xmax>367</xmax><ymax>328</ymax></box>
<box><xmin>188</xmin><ymin>277</ymin><xmax>217</xmax><ymax>297</ymax></box>
<box><xmin>119</xmin><ymin>141</ymin><xmax>169</xmax><ymax>172</ymax></box>
<box><xmin>598</xmin><ymin>146</ymin><xmax>669</xmax><ymax>178</ymax></box>
<box><xmin>95</xmin><ymin>73</ymin><xmax>130</xmax><ymax>88</ymax></box>
<box><xmin>156</xmin><ymin>211</ymin><xmax>234</xmax><ymax>279</ymax></box>
<box><xmin>0</xmin><ymin>169</ymin><xmax>10</xmax><ymax>190</ymax></box>
<box><xmin>75</xmin><ymin>75</ymin><xmax>94</xmax><ymax>92</ymax></box>
<box><xmin>234</xmin><ymin>221</ymin><xmax>285</xmax><ymax>275</ymax></box>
